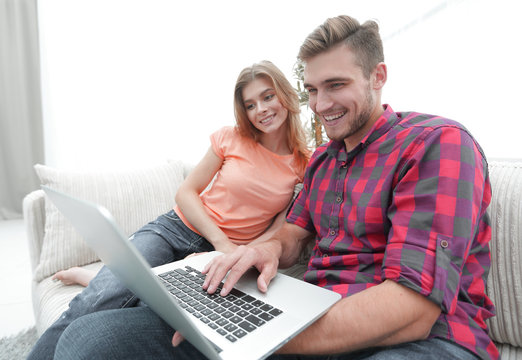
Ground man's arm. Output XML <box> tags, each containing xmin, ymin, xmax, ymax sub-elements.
<box><xmin>202</xmin><ymin>223</ymin><xmax>441</xmax><ymax>355</ymax></box>
<box><xmin>277</xmin><ymin>279</ymin><xmax>441</xmax><ymax>355</ymax></box>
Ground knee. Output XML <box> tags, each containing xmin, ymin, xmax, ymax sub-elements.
<box><xmin>54</xmin><ymin>315</ymin><xmax>108</xmax><ymax>360</ymax></box>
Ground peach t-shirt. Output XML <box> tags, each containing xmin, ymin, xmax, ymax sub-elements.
<box><xmin>175</xmin><ymin>126</ymin><xmax>302</xmax><ymax>243</ymax></box>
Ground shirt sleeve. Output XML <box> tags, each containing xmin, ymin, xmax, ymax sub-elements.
<box><xmin>209</xmin><ymin>126</ymin><xmax>233</xmax><ymax>160</ymax></box>
<box><xmin>382</xmin><ymin>125</ymin><xmax>491</xmax><ymax>315</ymax></box>
<box><xmin>286</xmin><ymin>170</ymin><xmax>315</xmax><ymax>233</ymax></box>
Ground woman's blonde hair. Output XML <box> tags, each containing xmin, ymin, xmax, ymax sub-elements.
<box><xmin>234</xmin><ymin>60</ymin><xmax>310</xmax><ymax>176</ymax></box>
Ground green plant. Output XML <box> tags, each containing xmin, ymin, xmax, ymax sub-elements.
<box><xmin>293</xmin><ymin>60</ymin><xmax>328</xmax><ymax>149</ymax></box>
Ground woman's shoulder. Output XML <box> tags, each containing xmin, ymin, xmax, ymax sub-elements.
<box><xmin>212</xmin><ymin>125</ymin><xmax>242</xmax><ymax>140</ymax></box>
<box><xmin>210</xmin><ymin>125</ymin><xmax>252</xmax><ymax>153</ymax></box>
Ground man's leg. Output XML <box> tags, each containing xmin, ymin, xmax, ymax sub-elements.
<box><xmin>27</xmin><ymin>210</ymin><xmax>213</xmax><ymax>360</ymax></box>
<box><xmin>268</xmin><ymin>338</ymin><xmax>479</xmax><ymax>360</ymax></box>
<box><xmin>54</xmin><ymin>307</ymin><xmax>208</xmax><ymax>360</ymax></box>
<box><xmin>356</xmin><ymin>338</ymin><xmax>480</xmax><ymax>360</ymax></box>
<box><xmin>54</xmin><ymin>308</ymin><xmax>478</xmax><ymax>360</ymax></box>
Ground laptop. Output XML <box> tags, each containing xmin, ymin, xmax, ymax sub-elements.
<box><xmin>42</xmin><ymin>185</ymin><xmax>341</xmax><ymax>360</ymax></box>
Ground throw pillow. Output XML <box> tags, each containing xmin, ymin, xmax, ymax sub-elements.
<box><xmin>33</xmin><ymin>161</ymin><xmax>185</xmax><ymax>282</ymax></box>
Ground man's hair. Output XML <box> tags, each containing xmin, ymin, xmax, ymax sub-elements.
<box><xmin>298</xmin><ymin>15</ymin><xmax>384</xmax><ymax>79</ymax></box>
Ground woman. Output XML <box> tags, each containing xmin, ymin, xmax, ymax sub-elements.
<box><xmin>28</xmin><ymin>60</ymin><xmax>310</xmax><ymax>359</ymax></box>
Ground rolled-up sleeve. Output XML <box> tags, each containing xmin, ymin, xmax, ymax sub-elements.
<box><xmin>287</xmin><ymin>181</ymin><xmax>315</xmax><ymax>233</ymax></box>
<box><xmin>382</xmin><ymin>125</ymin><xmax>490</xmax><ymax>314</ymax></box>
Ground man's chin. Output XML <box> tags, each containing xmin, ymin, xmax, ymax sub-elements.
<box><xmin>323</xmin><ymin>130</ymin><xmax>346</xmax><ymax>143</ymax></box>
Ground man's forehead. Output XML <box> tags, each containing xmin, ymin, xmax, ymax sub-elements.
<box><xmin>302</xmin><ymin>45</ymin><xmax>362</xmax><ymax>84</ymax></box>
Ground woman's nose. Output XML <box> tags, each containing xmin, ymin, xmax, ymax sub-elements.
<box><xmin>256</xmin><ymin>101</ymin><xmax>268</xmax><ymax>114</ymax></box>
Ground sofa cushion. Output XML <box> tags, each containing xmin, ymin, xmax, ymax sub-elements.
<box><xmin>33</xmin><ymin>161</ymin><xmax>185</xmax><ymax>282</ymax></box>
<box><xmin>32</xmin><ymin>261</ymin><xmax>104</xmax><ymax>335</ymax></box>
<box><xmin>486</xmin><ymin>160</ymin><xmax>522</xmax><ymax>348</ymax></box>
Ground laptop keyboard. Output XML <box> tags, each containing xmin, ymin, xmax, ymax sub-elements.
<box><xmin>158</xmin><ymin>266</ymin><xmax>283</xmax><ymax>343</ymax></box>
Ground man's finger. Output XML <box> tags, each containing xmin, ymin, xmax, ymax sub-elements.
<box><xmin>256</xmin><ymin>260</ymin><xmax>278</xmax><ymax>293</ymax></box>
<box><xmin>202</xmin><ymin>248</ymin><xmax>246</xmax><ymax>293</ymax></box>
<box><xmin>220</xmin><ymin>248</ymin><xmax>274</xmax><ymax>295</ymax></box>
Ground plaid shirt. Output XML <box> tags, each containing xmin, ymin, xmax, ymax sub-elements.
<box><xmin>287</xmin><ymin>105</ymin><xmax>498</xmax><ymax>359</ymax></box>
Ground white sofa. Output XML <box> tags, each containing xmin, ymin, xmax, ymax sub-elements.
<box><xmin>23</xmin><ymin>160</ymin><xmax>522</xmax><ymax>359</ymax></box>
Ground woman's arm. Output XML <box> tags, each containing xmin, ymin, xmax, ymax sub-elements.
<box><xmin>248</xmin><ymin>202</ymin><xmax>291</xmax><ymax>246</ymax></box>
<box><xmin>175</xmin><ymin>147</ymin><xmax>237</xmax><ymax>253</ymax></box>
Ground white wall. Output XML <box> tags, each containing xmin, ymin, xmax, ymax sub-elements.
<box><xmin>37</xmin><ymin>0</ymin><xmax>522</xmax><ymax>171</ymax></box>
<box><xmin>383</xmin><ymin>0</ymin><xmax>522</xmax><ymax>161</ymax></box>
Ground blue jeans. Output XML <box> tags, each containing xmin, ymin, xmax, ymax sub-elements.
<box><xmin>54</xmin><ymin>306</ymin><xmax>479</xmax><ymax>360</ymax></box>
<box><xmin>27</xmin><ymin>210</ymin><xmax>214</xmax><ymax>360</ymax></box>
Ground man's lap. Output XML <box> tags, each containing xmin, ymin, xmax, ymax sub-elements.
<box><xmin>54</xmin><ymin>306</ymin><xmax>478</xmax><ymax>360</ymax></box>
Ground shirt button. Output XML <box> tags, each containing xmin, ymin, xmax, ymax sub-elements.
<box><xmin>336</xmin><ymin>196</ymin><xmax>342</xmax><ymax>203</ymax></box>
<box><xmin>323</xmin><ymin>254</ymin><xmax>328</xmax><ymax>258</ymax></box>
<box><xmin>440</xmin><ymin>240</ymin><xmax>449</xmax><ymax>248</ymax></box>
<box><xmin>330</xmin><ymin>230</ymin><xmax>336</xmax><ymax>236</ymax></box>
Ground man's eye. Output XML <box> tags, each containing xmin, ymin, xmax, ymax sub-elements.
<box><xmin>331</xmin><ymin>83</ymin><xmax>343</xmax><ymax>89</ymax></box>
<box><xmin>306</xmin><ymin>88</ymin><xmax>317</xmax><ymax>94</ymax></box>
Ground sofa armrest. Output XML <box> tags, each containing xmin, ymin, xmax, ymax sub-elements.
<box><xmin>23</xmin><ymin>189</ymin><xmax>46</xmax><ymax>273</ymax></box>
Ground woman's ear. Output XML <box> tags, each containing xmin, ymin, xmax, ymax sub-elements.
<box><xmin>372</xmin><ymin>62</ymin><xmax>387</xmax><ymax>90</ymax></box>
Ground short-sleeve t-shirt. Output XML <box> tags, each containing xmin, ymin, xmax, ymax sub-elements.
<box><xmin>175</xmin><ymin>126</ymin><xmax>302</xmax><ymax>243</ymax></box>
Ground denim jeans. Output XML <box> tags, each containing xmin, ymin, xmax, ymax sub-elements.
<box><xmin>54</xmin><ymin>306</ymin><xmax>479</xmax><ymax>360</ymax></box>
<box><xmin>27</xmin><ymin>210</ymin><xmax>214</xmax><ymax>360</ymax></box>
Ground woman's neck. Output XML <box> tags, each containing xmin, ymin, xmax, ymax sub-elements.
<box><xmin>258</xmin><ymin>125</ymin><xmax>291</xmax><ymax>156</ymax></box>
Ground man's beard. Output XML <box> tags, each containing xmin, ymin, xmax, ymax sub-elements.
<box><xmin>324</xmin><ymin>84</ymin><xmax>375</xmax><ymax>143</ymax></box>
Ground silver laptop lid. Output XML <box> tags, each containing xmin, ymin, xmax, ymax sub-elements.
<box><xmin>42</xmin><ymin>185</ymin><xmax>222</xmax><ymax>360</ymax></box>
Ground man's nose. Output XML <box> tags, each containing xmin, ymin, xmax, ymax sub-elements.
<box><xmin>313</xmin><ymin>91</ymin><xmax>333</xmax><ymax>114</ymax></box>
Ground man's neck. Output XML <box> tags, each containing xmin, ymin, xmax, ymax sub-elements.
<box><xmin>343</xmin><ymin>103</ymin><xmax>384</xmax><ymax>152</ymax></box>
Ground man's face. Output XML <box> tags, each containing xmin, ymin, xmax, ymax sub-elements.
<box><xmin>304</xmin><ymin>44</ymin><xmax>383</xmax><ymax>150</ymax></box>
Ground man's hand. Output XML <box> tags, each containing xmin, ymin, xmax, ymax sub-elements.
<box><xmin>201</xmin><ymin>242</ymin><xmax>282</xmax><ymax>296</ymax></box>
<box><xmin>212</xmin><ymin>241</ymin><xmax>238</xmax><ymax>255</ymax></box>
<box><xmin>171</xmin><ymin>242</ymin><xmax>282</xmax><ymax>346</ymax></box>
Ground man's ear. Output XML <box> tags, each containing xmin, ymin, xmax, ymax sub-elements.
<box><xmin>372</xmin><ymin>62</ymin><xmax>387</xmax><ymax>90</ymax></box>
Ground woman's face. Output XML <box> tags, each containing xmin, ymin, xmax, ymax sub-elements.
<box><xmin>242</xmin><ymin>77</ymin><xmax>288</xmax><ymax>135</ymax></box>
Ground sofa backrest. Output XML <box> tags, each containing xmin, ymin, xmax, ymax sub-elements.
<box><xmin>485</xmin><ymin>160</ymin><xmax>522</xmax><ymax>348</ymax></box>
<box><xmin>23</xmin><ymin>161</ymin><xmax>192</xmax><ymax>280</ymax></box>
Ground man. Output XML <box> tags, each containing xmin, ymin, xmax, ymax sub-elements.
<box><xmin>53</xmin><ymin>15</ymin><xmax>498</xmax><ymax>360</ymax></box>
<box><xmin>202</xmin><ymin>15</ymin><xmax>498</xmax><ymax>360</ymax></box>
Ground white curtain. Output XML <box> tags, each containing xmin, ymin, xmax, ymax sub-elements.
<box><xmin>0</xmin><ymin>0</ymin><xmax>44</xmax><ymax>219</ymax></box>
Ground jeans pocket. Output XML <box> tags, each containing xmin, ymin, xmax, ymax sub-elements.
<box><xmin>162</xmin><ymin>209</ymin><xmax>179</xmax><ymax>221</ymax></box>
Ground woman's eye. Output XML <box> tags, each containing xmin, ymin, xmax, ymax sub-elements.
<box><xmin>265</xmin><ymin>94</ymin><xmax>274</xmax><ymax>101</ymax></box>
<box><xmin>246</xmin><ymin>104</ymin><xmax>255</xmax><ymax>110</ymax></box>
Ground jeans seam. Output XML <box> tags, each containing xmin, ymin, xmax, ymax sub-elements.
<box><xmin>121</xmin><ymin>294</ymin><xmax>137</xmax><ymax>308</ymax></box>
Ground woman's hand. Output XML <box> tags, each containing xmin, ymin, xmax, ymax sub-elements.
<box><xmin>171</xmin><ymin>331</ymin><xmax>185</xmax><ymax>347</ymax></box>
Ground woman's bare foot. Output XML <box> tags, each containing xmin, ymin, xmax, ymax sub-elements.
<box><xmin>52</xmin><ymin>267</ymin><xmax>96</xmax><ymax>287</ymax></box>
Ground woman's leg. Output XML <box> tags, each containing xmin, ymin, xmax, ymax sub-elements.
<box><xmin>54</xmin><ymin>307</ymin><xmax>208</xmax><ymax>360</ymax></box>
<box><xmin>27</xmin><ymin>210</ymin><xmax>214</xmax><ymax>360</ymax></box>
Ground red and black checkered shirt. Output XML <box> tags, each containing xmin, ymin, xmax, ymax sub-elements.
<box><xmin>287</xmin><ymin>105</ymin><xmax>498</xmax><ymax>359</ymax></box>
